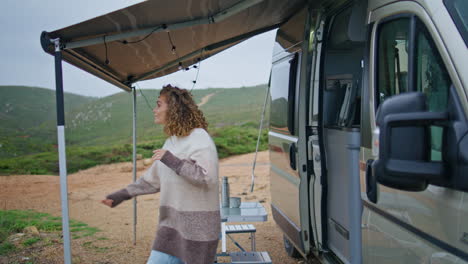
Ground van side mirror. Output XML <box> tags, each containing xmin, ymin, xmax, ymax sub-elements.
<box><xmin>372</xmin><ymin>92</ymin><xmax>448</xmax><ymax>192</ymax></box>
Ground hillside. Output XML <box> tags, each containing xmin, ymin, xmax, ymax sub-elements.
<box><xmin>62</xmin><ymin>85</ymin><xmax>269</xmax><ymax>146</ymax></box>
<box><xmin>0</xmin><ymin>86</ymin><xmax>96</xmax><ymax>158</ymax></box>
<box><xmin>0</xmin><ymin>86</ymin><xmax>95</xmax><ymax>131</ymax></box>
<box><xmin>0</xmin><ymin>85</ymin><xmax>270</xmax><ymax>160</ymax></box>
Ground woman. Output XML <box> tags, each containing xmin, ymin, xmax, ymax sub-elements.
<box><xmin>102</xmin><ymin>85</ymin><xmax>220</xmax><ymax>264</ymax></box>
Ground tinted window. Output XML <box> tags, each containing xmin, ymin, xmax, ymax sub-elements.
<box><xmin>444</xmin><ymin>0</ymin><xmax>468</xmax><ymax>46</ymax></box>
<box><xmin>415</xmin><ymin>21</ymin><xmax>451</xmax><ymax>160</ymax></box>
<box><xmin>270</xmin><ymin>54</ymin><xmax>298</xmax><ymax>135</ymax></box>
<box><xmin>376</xmin><ymin>17</ymin><xmax>452</xmax><ymax>161</ymax></box>
<box><xmin>377</xmin><ymin>18</ymin><xmax>410</xmax><ymax>105</ymax></box>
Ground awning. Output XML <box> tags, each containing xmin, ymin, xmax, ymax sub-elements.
<box><xmin>40</xmin><ymin>1</ymin><xmax>308</xmax><ymax>263</ymax></box>
<box><xmin>41</xmin><ymin>0</ymin><xmax>306</xmax><ymax>91</ymax></box>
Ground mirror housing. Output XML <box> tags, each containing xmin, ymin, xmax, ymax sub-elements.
<box><xmin>372</xmin><ymin>92</ymin><xmax>447</xmax><ymax>191</ymax></box>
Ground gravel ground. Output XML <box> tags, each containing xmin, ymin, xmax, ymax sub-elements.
<box><xmin>0</xmin><ymin>151</ymin><xmax>314</xmax><ymax>264</ymax></box>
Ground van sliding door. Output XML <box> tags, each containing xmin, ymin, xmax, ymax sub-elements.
<box><xmin>269</xmin><ymin>6</ymin><xmax>313</xmax><ymax>257</ymax></box>
<box><xmin>269</xmin><ymin>49</ymin><xmax>304</xmax><ymax>253</ymax></box>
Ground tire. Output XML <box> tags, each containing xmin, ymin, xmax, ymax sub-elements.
<box><xmin>283</xmin><ymin>235</ymin><xmax>302</xmax><ymax>259</ymax></box>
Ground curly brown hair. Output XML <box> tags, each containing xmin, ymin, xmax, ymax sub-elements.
<box><xmin>159</xmin><ymin>85</ymin><xmax>208</xmax><ymax>137</ymax></box>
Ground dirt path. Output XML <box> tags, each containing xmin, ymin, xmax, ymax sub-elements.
<box><xmin>0</xmin><ymin>151</ymin><xmax>304</xmax><ymax>264</ymax></box>
<box><xmin>197</xmin><ymin>93</ymin><xmax>216</xmax><ymax>107</ymax></box>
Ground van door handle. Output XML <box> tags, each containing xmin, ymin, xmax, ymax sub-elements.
<box><xmin>290</xmin><ymin>143</ymin><xmax>297</xmax><ymax>170</ymax></box>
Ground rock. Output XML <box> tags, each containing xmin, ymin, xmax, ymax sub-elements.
<box><xmin>120</xmin><ymin>164</ymin><xmax>133</xmax><ymax>172</ymax></box>
<box><xmin>136</xmin><ymin>154</ymin><xmax>143</xmax><ymax>160</ymax></box>
<box><xmin>23</xmin><ymin>226</ymin><xmax>39</xmax><ymax>236</ymax></box>
<box><xmin>143</xmin><ymin>159</ymin><xmax>153</xmax><ymax>166</ymax></box>
<box><xmin>8</xmin><ymin>233</ymin><xmax>24</xmax><ymax>242</ymax></box>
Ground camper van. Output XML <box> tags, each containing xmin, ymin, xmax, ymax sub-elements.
<box><xmin>269</xmin><ymin>0</ymin><xmax>468</xmax><ymax>263</ymax></box>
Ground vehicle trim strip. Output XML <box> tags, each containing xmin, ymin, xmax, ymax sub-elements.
<box><xmin>271</xmin><ymin>203</ymin><xmax>305</xmax><ymax>252</ymax></box>
<box><xmin>271</xmin><ymin>164</ymin><xmax>300</xmax><ymax>187</ymax></box>
<box><xmin>269</xmin><ymin>130</ymin><xmax>298</xmax><ymax>142</ymax></box>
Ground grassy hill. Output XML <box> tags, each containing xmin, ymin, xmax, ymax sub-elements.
<box><xmin>0</xmin><ymin>85</ymin><xmax>270</xmax><ymax>174</ymax></box>
<box><xmin>0</xmin><ymin>86</ymin><xmax>96</xmax><ymax>158</ymax></box>
<box><xmin>62</xmin><ymin>85</ymin><xmax>269</xmax><ymax>146</ymax></box>
<box><xmin>0</xmin><ymin>86</ymin><xmax>96</xmax><ymax>131</ymax></box>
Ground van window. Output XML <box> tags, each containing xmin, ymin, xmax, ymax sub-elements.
<box><xmin>444</xmin><ymin>0</ymin><xmax>468</xmax><ymax>46</ymax></box>
<box><xmin>376</xmin><ymin>18</ymin><xmax>410</xmax><ymax>105</ymax></box>
<box><xmin>376</xmin><ymin>16</ymin><xmax>452</xmax><ymax>161</ymax></box>
<box><xmin>322</xmin><ymin>4</ymin><xmax>365</xmax><ymax>128</ymax></box>
<box><xmin>270</xmin><ymin>53</ymin><xmax>299</xmax><ymax>135</ymax></box>
<box><xmin>415</xmin><ymin>21</ymin><xmax>451</xmax><ymax>160</ymax></box>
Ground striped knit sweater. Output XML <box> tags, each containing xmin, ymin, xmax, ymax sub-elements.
<box><xmin>106</xmin><ymin>128</ymin><xmax>220</xmax><ymax>264</ymax></box>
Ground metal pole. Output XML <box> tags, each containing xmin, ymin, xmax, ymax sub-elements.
<box><xmin>132</xmin><ymin>87</ymin><xmax>137</xmax><ymax>245</ymax></box>
<box><xmin>250</xmin><ymin>82</ymin><xmax>271</xmax><ymax>192</ymax></box>
<box><xmin>52</xmin><ymin>38</ymin><xmax>72</xmax><ymax>264</ymax></box>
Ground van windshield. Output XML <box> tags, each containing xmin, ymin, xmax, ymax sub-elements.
<box><xmin>444</xmin><ymin>0</ymin><xmax>468</xmax><ymax>46</ymax></box>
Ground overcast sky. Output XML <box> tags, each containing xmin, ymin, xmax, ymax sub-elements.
<box><xmin>0</xmin><ymin>0</ymin><xmax>276</xmax><ymax>97</ymax></box>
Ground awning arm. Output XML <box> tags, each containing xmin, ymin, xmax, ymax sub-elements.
<box><xmin>40</xmin><ymin>32</ymin><xmax>133</xmax><ymax>91</ymax></box>
<box><xmin>63</xmin><ymin>0</ymin><xmax>264</xmax><ymax>50</ymax></box>
<box><xmin>64</xmin><ymin>49</ymin><xmax>132</xmax><ymax>91</ymax></box>
<box><xmin>133</xmin><ymin>23</ymin><xmax>280</xmax><ymax>82</ymax></box>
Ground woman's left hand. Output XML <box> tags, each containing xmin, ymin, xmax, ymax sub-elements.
<box><xmin>152</xmin><ymin>149</ymin><xmax>167</xmax><ymax>161</ymax></box>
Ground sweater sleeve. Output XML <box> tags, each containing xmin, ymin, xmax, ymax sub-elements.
<box><xmin>105</xmin><ymin>161</ymin><xmax>161</xmax><ymax>207</ymax></box>
<box><xmin>160</xmin><ymin>148</ymin><xmax>218</xmax><ymax>187</ymax></box>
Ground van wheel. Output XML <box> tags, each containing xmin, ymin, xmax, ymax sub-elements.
<box><xmin>283</xmin><ymin>235</ymin><xmax>301</xmax><ymax>259</ymax></box>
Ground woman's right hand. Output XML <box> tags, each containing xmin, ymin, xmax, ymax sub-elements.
<box><xmin>101</xmin><ymin>199</ymin><xmax>114</xmax><ymax>207</ymax></box>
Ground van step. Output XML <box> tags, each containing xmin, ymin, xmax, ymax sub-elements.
<box><xmin>230</xmin><ymin>252</ymin><xmax>271</xmax><ymax>264</ymax></box>
<box><xmin>225</xmin><ymin>224</ymin><xmax>256</xmax><ymax>234</ymax></box>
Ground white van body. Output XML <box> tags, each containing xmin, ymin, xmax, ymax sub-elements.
<box><xmin>268</xmin><ymin>0</ymin><xmax>468</xmax><ymax>263</ymax></box>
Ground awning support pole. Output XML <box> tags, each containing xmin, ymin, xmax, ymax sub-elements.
<box><xmin>250</xmin><ymin>79</ymin><xmax>271</xmax><ymax>192</ymax></box>
<box><xmin>62</xmin><ymin>0</ymin><xmax>263</xmax><ymax>50</ymax></box>
<box><xmin>132</xmin><ymin>87</ymin><xmax>137</xmax><ymax>245</ymax></box>
<box><xmin>52</xmin><ymin>38</ymin><xmax>72</xmax><ymax>264</ymax></box>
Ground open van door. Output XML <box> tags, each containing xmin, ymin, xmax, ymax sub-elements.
<box><xmin>312</xmin><ymin>1</ymin><xmax>367</xmax><ymax>263</ymax></box>
<box><xmin>269</xmin><ymin>6</ymin><xmax>314</xmax><ymax>259</ymax></box>
<box><xmin>362</xmin><ymin>1</ymin><xmax>468</xmax><ymax>263</ymax></box>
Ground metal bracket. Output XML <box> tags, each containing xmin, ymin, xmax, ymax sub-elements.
<box><xmin>50</xmin><ymin>38</ymin><xmax>63</xmax><ymax>52</ymax></box>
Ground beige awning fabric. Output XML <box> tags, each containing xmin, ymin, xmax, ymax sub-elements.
<box><xmin>41</xmin><ymin>0</ymin><xmax>306</xmax><ymax>91</ymax></box>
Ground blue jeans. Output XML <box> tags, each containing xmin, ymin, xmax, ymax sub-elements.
<box><xmin>146</xmin><ymin>250</ymin><xmax>185</xmax><ymax>264</ymax></box>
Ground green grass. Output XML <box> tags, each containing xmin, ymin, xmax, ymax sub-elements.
<box><xmin>211</xmin><ymin>123</ymin><xmax>269</xmax><ymax>159</ymax></box>
<box><xmin>0</xmin><ymin>210</ymin><xmax>61</xmax><ymax>243</ymax></box>
<box><xmin>0</xmin><ymin>242</ymin><xmax>15</xmax><ymax>255</ymax></box>
<box><xmin>22</xmin><ymin>237</ymin><xmax>41</xmax><ymax>246</ymax></box>
<box><xmin>0</xmin><ymin>210</ymin><xmax>100</xmax><ymax>255</ymax></box>
<box><xmin>0</xmin><ymin>210</ymin><xmax>61</xmax><ymax>255</ymax></box>
<box><xmin>82</xmin><ymin>241</ymin><xmax>111</xmax><ymax>253</ymax></box>
<box><xmin>0</xmin><ymin>124</ymin><xmax>268</xmax><ymax>175</ymax></box>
